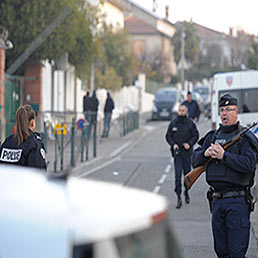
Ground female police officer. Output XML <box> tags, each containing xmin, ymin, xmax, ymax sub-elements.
<box><xmin>0</xmin><ymin>105</ymin><xmax>46</xmax><ymax>170</ymax></box>
<box><xmin>192</xmin><ymin>94</ymin><xmax>258</xmax><ymax>258</ymax></box>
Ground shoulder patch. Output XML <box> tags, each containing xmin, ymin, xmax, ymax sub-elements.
<box><xmin>40</xmin><ymin>148</ymin><xmax>46</xmax><ymax>160</ymax></box>
<box><xmin>0</xmin><ymin>148</ymin><xmax>22</xmax><ymax>162</ymax></box>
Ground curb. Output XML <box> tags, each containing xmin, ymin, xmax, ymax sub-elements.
<box><xmin>71</xmin><ymin>127</ymin><xmax>148</xmax><ymax>178</ymax></box>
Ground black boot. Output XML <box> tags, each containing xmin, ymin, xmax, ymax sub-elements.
<box><xmin>184</xmin><ymin>189</ymin><xmax>190</xmax><ymax>204</ymax></box>
<box><xmin>176</xmin><ymin>196</ymin><xmax>182</xmax><ymax>209</ymax></box>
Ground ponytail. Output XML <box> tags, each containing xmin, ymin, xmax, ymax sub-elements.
<box><xmin>23</xmin><ymin>104</ymin><xmax>36</xmax><ymax>122</ymax></box>
<box><xmin>15</xmin><ymin>106</ymin><xmax>30</xmax><ymax>145</ymax></box>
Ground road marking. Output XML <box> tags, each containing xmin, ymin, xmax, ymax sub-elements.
<box><xmin>153</xmin><ymin>186</ymin><xmax>161</xmax><ymax>194</ymax></box>
<box><xmin>164</xmin><ymin>164</ymin><xmax>171</xmax><ymax>173</ymax></box>
<box><xmin>159</xmin><ymin>174</ymin><xmax>167</xmax><ymax>184</ymax></box>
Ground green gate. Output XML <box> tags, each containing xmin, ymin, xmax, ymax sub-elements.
<box><xmin>4</xmin><ymin>75</ymin><xmax>20</xmax><ymax>137</ymax></box>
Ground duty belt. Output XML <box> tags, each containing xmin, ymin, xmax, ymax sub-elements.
<box><xmin>211</xmin><ymin>190</ymin><xmax>246</xmax><ymax>200</ymax></box>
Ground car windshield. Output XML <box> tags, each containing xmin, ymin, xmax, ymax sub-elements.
<box><xmin>193</xmin><ymin>87</ymin><xmax>209</xmax><ymax>95</ymax></box>
<box><xmin>155</xmin><ymin>90</ymin><xmax>177</xmax><ymax>102</ymax></box>
<box><xmin>115</xmin><ymin>221</ymin><xmax>183</xmax><ymax>258</ymax></box>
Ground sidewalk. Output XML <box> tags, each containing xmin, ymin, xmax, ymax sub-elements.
<box><xmin>45</xmin><ymin>112</ymin><xmax>150</xmax><ymax>175</ymax></box>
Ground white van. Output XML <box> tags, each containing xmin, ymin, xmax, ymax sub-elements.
<box><xmin>0</xmin><ymin>165</ymin><xmax>184</xmax><ymax>258</ymax></box>
<box><xmin>211</xmin><ymin>70</ymin><xmax>258</xmax><ymax>129</ymax></box>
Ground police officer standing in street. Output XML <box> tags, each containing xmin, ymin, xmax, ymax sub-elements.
<box><xmin>0</xmin><ymin>105</ymin><xmax>47</xmax><ymax>170</ymax></box>
<box><xmin>192</xmin><ymin>94</ymin><xmax>258</xmax><ymax>258</ymax></box>
<box><xmin>182</xmin><ymin>91</ymin><xmax>201</xmax><ymax>123</ymax></box>
<box><xmin>165</xmin><ymin>104</ymin><xmax>199</xmax><ymax>209</ymax></box>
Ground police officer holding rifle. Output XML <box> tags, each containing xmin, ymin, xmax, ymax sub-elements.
<box><xmin>192</xmin><ymin>94</ymin><xmax>258</xmax><ymax>258</ymax></box>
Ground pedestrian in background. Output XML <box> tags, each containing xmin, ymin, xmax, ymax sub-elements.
<box><xmin>182</xmin><ymin>91</ymin><xmax>200</xmax><ymax>122</ymax></box>
<box><xmin>87</xmin><ymin>90</ymin><xmax>99</xmax><ymax>139</ymax></box>
<box><xmin>192</xmin><ymin>94</ymin><xmax>258</xmax><ymax>257</ymax></box>
<box><xmin>165</xmin><ymin>104</ymin><xmax>199</xmax><ymax>209</ymax></box>
<box><xmin>0</xmin><ymin>105</ymin><xmax>47</xmax><ymax>170</ymax></box>
<box><xmin>102</xmin><ymin>92</ymin><xmax>114</xmax><ymax>138</ymax></box>
<box><xmin>83</xmin><ymin>91</ymin><xmax>91</xmax><ymax>123</ymax></box>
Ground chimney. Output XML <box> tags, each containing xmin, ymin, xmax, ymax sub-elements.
<box><xmin>165</xmin><ymin>5</ymin><xmax>169</xmax><ymax>20</ymax></box>
<box><xmin>229</xmin><ymin>27</ymin><xmax>233</xmax><ymax>36</ymax></box>
<box><xmin>153</xmin><ymin>0</ymin><xmax>157</xmax><ymax>12</ymax></box>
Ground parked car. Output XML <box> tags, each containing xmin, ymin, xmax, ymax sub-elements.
<box><xmin>152</xmin><ymin>87</ymin><xmax>182</xmax><ymax>120</ymax></box>
<box><xmin>0</xmin><ymin>165</ymin><xmax>184</xmax><ymax>258</ymax></box>
<box><xmin>192</xmin><ymin>85</ymin><xmax>211</xmax><ymax>118</ymax></box>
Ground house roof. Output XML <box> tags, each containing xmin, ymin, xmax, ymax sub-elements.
<box><xmin>193</xmin><ymin>22</ymin><xmax>225</xmax><ymax>40</ymax></box>
<box><xmin>125</xmin><ymin>15</ymin><xmax>160</xmax><ymax>35</ymax></box>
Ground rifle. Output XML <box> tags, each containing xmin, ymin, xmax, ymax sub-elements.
<box><xmin>184</xmin><ymin>122</ymin><xmax>257</xmax><ymax>190</ymax></box>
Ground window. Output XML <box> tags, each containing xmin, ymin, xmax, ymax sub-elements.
<box><xmin>242</xmin><ymin>88</ymin><xmax>258</xmax><ymax>112</ymax></box>
<box><xmin>156</xmin><ymin>91</ymin><xmax>177</xmax><ymax>102</ymax></box>
<box><xmin>73</xmin><ymin>244</ymin><xmax>93</xmax><ymax>258</ymax></box>
<box><xmin>219</xmin><ymin>88</ymin><xmax>258</xmax><ymax>114</ymax></box>
<box><xmin>115</xmin><ymin>221</ymin><xmax>183</xmax><ymax>258</ymax></box>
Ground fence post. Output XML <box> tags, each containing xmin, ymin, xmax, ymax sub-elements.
<box><xmin>60</xmin><ymin>123</ymin><xmax>64</xmax><ymax>171</ymax></box>
<box><xmin>70</xmin><ymin>118</ymin><xmax>75</xmax><ymax>167</ymax></box>
<box><xmin>80</xmin><ymin>124</ymin><xmax>84</xmax><ymax>162</ymax></box>
<box><xmin>54</xmin><ymin>132</ymin><xmax>58</xmax><ymax>172</ymax></box>
<box><xmin>93</xmin><ymin>119</ymin><xmax>97</xmax><ymax>157</ymax></box>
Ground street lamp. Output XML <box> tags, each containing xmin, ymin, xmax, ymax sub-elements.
<box><xmin>180</xmin><ymin>26</ymin><xmax>186</xmax><ymax>91</ymax></box>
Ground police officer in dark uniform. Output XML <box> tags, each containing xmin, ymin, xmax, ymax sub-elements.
<box><xmin>0</xmin><ymin>105</ymin><xmax>47</xmax><ymax>170</ymax></box>
<box><xmin>182</xmin><ymin>91</ymin><xmax>201</xmax><ymax>122</ymax></box>
<box><xmin>166</xmin><ymin>104</ymin><xmax>199</xmax><ymax>208</ymax></box>
<box><xmin>192</xmin><ymin>94</ymin><xmax>258</xmax><ymax>258</ymax></box>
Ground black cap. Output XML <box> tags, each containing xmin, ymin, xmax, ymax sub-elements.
<box><xmin>187</xmin><ymin>91</ymin><xmax>192</xmax><ymax>95</ymax></box>
<box><xmin>219</xmin><ymin>94</ymin><xmax>238</xmax><ymax>107</ymax></box>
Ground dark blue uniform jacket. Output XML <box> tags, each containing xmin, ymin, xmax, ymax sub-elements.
<box><xmin>192</xmin><ymin>123</ymin><xmax>258</xmax><ymax>191</ymax></box>
<box><xmin>166</xmin><ymin>116</ymin><xmax>199</xmax><ymax>156</ymax></box>
<box><xmin>182</xmin><ymin>100</ymin><xmax>200</xmax><ymax>120</ymax></box>
<box><xmin>0</xmin><ymin>130</ymin><xmax>47</xmax><ymax>170</ymax></box>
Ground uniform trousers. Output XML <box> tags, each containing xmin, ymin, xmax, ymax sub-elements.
<box><xmin>173</xmin><ymin>150</ymin><xmax>192</xmax><ymax>196</ymax></box>
<box><xmin>211</xmin><ymin>196</ymin><xmax>250</xmax><ymax>258</ymax></box>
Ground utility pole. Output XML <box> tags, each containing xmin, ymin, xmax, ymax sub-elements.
<box><xmin>180</xmin><ymin>26</ymin><xmax>185</xmax><ymax>91</ymax></box>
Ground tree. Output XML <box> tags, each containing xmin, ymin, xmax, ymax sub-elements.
<box><xmin>136</xmin><ymin>47</ymin><xmax>172</xmax><ymax>82</ymax></box>
<box><xmin>95</xmin><ymin>25</ymin><xmax>136</xmax><ymax>87</ymax></box>
<box><xmin>247</xmin><ymin>40</ymin><xmax>258</xmax><ymax>70</ymax></box>
<box><xmin>0</xmin><ymin>0</ymin><xmax>94</xmax><ymax>79</ymax></box>
<box><xmin>171</xmin><ymin>21</ymin><xmax>200</xmax><ymax>65</ymax></box>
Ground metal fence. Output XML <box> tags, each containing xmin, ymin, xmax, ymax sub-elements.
<box><xmin>41</xmin><ymin>110</ymin><xmax>139</xmax><ymax>172</ymax></box>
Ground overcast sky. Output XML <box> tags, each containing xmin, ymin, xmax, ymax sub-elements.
<box><xmin>130</xmin><ymin>0</ymin><xmax>258</xmax><ymax>35</ymax></box>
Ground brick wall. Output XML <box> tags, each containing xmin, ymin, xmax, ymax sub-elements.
<box><xmin>24</xmin><ymin>63</ymin><xmax>42</xmax><ymax>111</ymax></box>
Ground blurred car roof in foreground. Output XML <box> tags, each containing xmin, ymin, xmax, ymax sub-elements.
<box><xmin>0</xmin><ymin>165</ymin><xmax>172</xmax><ymax>258</ymax></box>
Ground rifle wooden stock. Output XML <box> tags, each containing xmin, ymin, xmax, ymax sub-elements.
<box><xmin>185</xmin><ymin>160</ymin><xmax>210</xmax><ymax>189</ymax></box>
<box><xmin>184</xmin><ymin>121</ymin><xmax>257</xmax><ymax>189</ymax></box>
<box><xmin>185</xmin><ymin>137</ymin><xmax>239</xmax><ymax>189</ymax></box>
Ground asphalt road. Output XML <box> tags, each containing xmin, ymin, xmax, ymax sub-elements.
<box><xmin>82</xmin><ymin>116</ymin><xmax>257</xmax><ymax>258</ymax></box>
